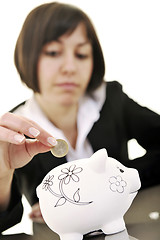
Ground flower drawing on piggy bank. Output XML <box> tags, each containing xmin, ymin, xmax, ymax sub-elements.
<box><xmin>42</xmin><ymin>164</ymin><xmax>92</xmax><ymax>207</ymax></box>
<box><xmin>43</xmin><ymin>175</ymin><xmax>54</xmax><ymax>190</ymax></box>
<box><xmin>109</xmin><ymin>175</ymin><xmax>127</xmax><ymax>193</ymax></box>
<box><xmin>58</xmin><ymin>164</ymin><xmax>83</xmax><ymax>184</ymax></box>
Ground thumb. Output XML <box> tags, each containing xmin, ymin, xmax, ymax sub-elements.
<box><xmin>25</xmin><ymin>139</ymin><xmax>51</xmax><ymax>158</ymax></box>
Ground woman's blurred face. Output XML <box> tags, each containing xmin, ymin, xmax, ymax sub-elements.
<box><xmin>36</xmin><ymin>23</ymin><xmax>93</xmax><ymax>107</ymax></box>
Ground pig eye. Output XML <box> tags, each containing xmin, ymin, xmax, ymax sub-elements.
<box><xmin>117</xmin><ymin>167</ymin><xmax>124</xmax><ymax>173</ymax></box>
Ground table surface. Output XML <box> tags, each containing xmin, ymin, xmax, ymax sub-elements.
<box><xmin>2</xmin><ymin>184</ymin><xmax>160</xmax><ymax>240</ymax></box>
<box><xmin>1</xmin><ymin>230</ymin><xmax>138</xmax><ymax>240</ymax></box>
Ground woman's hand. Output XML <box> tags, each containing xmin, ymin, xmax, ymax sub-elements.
<box><xmin>29</xmin><ymin>202</ymin><xmax>45</xmax><ymax>223</ymax></box>
<box><xmin>0</xmin><ymin>112</ymin><xmax>57</xmax><ymax>174</ymax></box>
<box><xmin>0</xmin><ymin>112</ymin><xmax>57</xmax><ymax>211</ymax></box>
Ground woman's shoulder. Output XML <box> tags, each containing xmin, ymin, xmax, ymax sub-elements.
<box><xmin>10</xmin><ymin>101</ymin><xmax>26</xmax><ymax>113</ymax></box>
<box><xmin>105</xmin><ymin>81</ymin><xmax>124</xmax><ymax>100</ymax></box>
<box><xmin>10</xmin><ymin>96</ymin><xmax>35</xmax><ymax>116</ymax></box>
<box><xmin>106</xmin><ymin>80</ymin><xmax>123</xmax><ymax>92</ymax></box>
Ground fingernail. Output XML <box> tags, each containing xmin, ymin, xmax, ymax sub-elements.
<box><xmin>14</xmin><ymin>134</ymin><xmax>25</xmax><ymax>143</ymax></box>
<box><xmin>29</xmin><ymin>127</ymin><xmax>40</xmax><ymax>137</ymax></box>
<box><xmin>47</xmin><ymin>137</ymin><xmax>57</xmax><ymax>146</ymax></box>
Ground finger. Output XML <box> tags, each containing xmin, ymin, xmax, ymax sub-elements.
<box><xmin>8</xmin><ymin>139</ymin><xmax>51</xmax><ymax>169</ymax></box>
<box><xmin>29</xmin><ymin>203</ymin><xmax>45</xmax><ymax>223</ymax></box>
<box><xmin>29</xmin><ymin>210</ymin><xmax>45</xmax><ymax>223</ymax></box>
<box><xmin>29</xmin><ymin>216</ymin><xmax>45</xmax><ymax>223</ymax></box>
<box><xmin>0</xmin><ymin>126</ymin><xmax>25</xmax><ymax>144</ymax></box>
<box><xmin>25</xmin><ymin>139</ymin><xmax>52</xmax><ymax>159</ymax></box>
<box><xmin>0</xmin><ymin>113</ymin><xmax>57</xmax><ymax>147</ymax></box>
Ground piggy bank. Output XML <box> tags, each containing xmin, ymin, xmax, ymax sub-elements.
<box><xmin>36</xmin><ymin>149</ymin><xmax>141</xmax><ymax>240</ymax></box>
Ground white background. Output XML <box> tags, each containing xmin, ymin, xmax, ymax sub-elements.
<box><xmin>1</xmin><ymin>0</ymin><xmax>160</xmax><ymax>235</ymax></box>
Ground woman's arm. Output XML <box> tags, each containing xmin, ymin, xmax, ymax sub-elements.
<box><xmin>122</xmin><ymin>89</ymin><xmax>160</xmax><ymax>188</ymax></box>
<box><xmin>0</xmin><ymin>172</ymin><xmax>13</xmax><ymax>212</ymax></box>
<box><xmin>107</xmin><ymin>81</ymin><xmax>160</xmax><ymax>188</ymax></box>
<box><xmin>0</xmin><ymin>174</ymin><xmax>23</xmax><ymax>233</ymax></box>
<box><xmin>0</xmin><ymin>112</ymin><xmax>57</xmax><ymax>231</ymax></box>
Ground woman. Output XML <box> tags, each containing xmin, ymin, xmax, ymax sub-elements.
<box><xmin>0</xmin><ymin>1</ymin><xmax>160</xmax><ymax>236</ymax></box>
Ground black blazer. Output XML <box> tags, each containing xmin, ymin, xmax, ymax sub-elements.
<box><xmin>1</xmin><ymin>81</ymin><xmax>160</xmax><ymax>233</ymax></box>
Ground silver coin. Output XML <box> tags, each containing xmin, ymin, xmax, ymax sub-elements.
<box><xmin>51</xmin><ymin>139</ymin><xmax>69</xmax><ymax>158</ymax></box>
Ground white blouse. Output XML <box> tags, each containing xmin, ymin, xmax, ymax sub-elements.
<box><xmin>14</xmin><ymin>83</ymin><xmax>106</xmax><ymax>162</ymax></box>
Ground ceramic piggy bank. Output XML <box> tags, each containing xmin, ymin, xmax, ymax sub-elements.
<box><xmin>36</xmin><ymin>149</ymin><xmax>141</xmax><ymax>240</ymax></box>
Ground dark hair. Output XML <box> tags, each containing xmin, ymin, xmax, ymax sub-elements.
<box><xmin>14</xmin><ymin>2</ymin><xmax>105</xmax><ymax>93</ymax></box>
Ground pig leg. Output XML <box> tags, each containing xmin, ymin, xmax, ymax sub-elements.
<box><xmin>101</xmin><ymin>218</ymin><xmax>126</xmax><ymax>234</ymax></box>
<box><xmin>59</xmin><ymin>232</ymin><xmax>83</xmax><ymax>240</ymax></box>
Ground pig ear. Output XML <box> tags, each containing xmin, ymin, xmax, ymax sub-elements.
<box><xmin>89</xmin><ymin>148</ymin><xmax>108</xmax><ymax>173</ymax></box>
